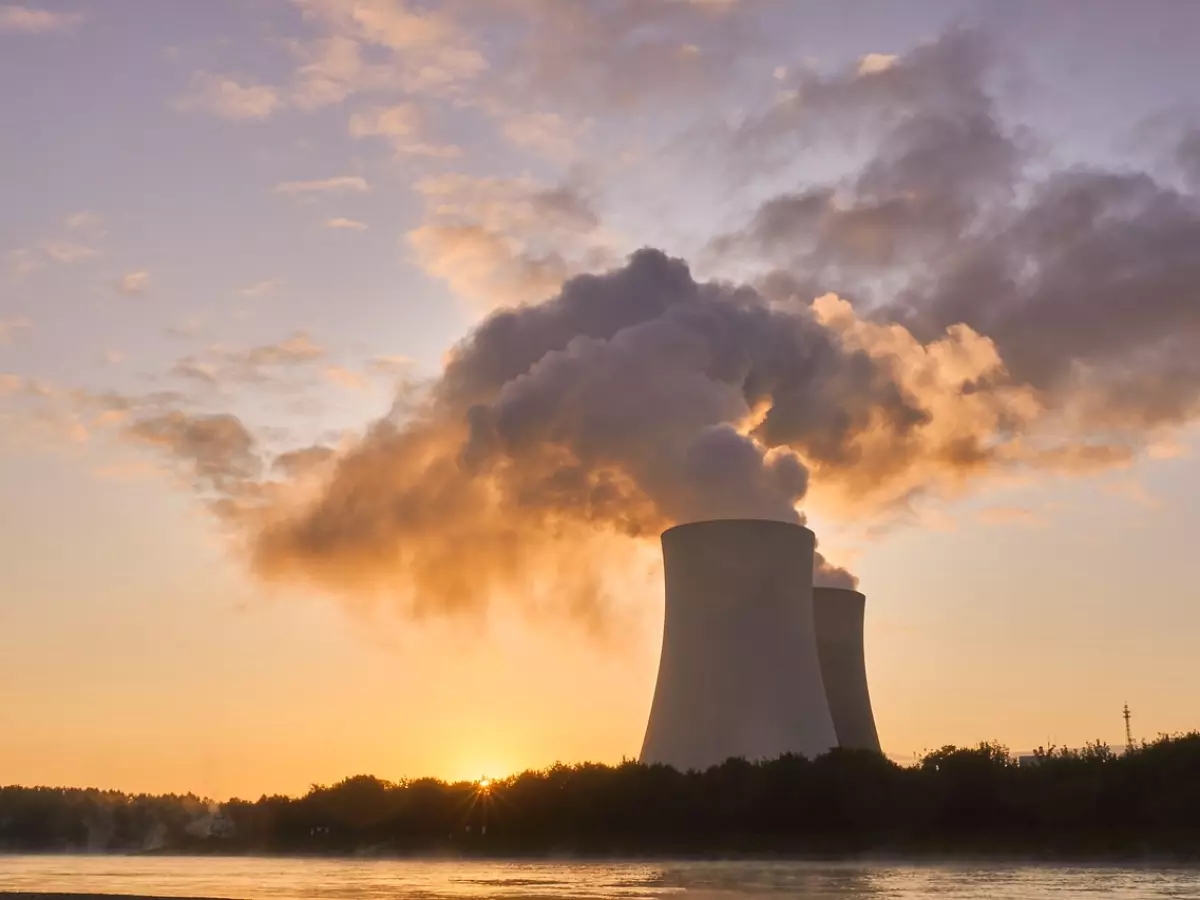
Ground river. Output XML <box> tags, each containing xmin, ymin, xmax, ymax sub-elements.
<box><xmin>1</xmin><ymin>856</ymin><xmax>1198</xmax><ymax>899</ymax></box>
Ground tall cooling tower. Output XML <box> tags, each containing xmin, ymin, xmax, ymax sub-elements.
<box><xmin>639</xmin><ymin>519</ymin><xmax>838</xmax><ymax>771</ymax></box>
<box><xmin>812</xmin><ymin>587</ymin><xmax>881</xmax><ymax>752</ymax></box>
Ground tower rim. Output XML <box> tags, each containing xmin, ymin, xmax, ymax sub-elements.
<box><xmin>661</xmin><ymin>518</ymin><xmax>813</xmax><ymax>539</ymax></box>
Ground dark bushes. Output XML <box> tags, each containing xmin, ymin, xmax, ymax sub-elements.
<box><xmin>2</xmin><ymin>733</ymin><xmax>1198</xmax><ymax>858</ymax></box>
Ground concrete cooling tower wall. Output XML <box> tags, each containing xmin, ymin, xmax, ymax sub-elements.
<box><xmin>639</xmin><ymin>519</ymin><xmax>839</xmax><ymax>771</ymax></box>
<box><xmin>813</xmin><ymin>587</ymin><xmax>882</xmax><ymax>753</ymax></box>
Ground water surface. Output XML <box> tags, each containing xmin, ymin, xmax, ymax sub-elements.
<box><xmin>2</xmin><ymin>855</ymin><xmax>1198</xmax><ymax>899</ymax></box>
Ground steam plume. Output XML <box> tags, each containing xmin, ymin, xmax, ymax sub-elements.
<box><xmin>249</xmin><ymin>249</ymin><xmax>887</xmax><ymax>611</ymax></box>
<box><xmin>122</xmin><ymin>28</ymin><xmax>1200</xmax><ymax>624</ymax></box>
<box><xmin>243</xmin><ymin>246</ymin><xmax>1095</xmax><ymax>615</ymax></box>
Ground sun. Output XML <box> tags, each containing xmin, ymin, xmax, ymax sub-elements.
<box><xmin>444</xmin><ymin>752</ymin><xmax>515</xmax><ymax>785</ymax></box>
<box><xmin>477</xmin><ymin>777</ymin><xmax>492</xmax><ymax>793</ymax></box>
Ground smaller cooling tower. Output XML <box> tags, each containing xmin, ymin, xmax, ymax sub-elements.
<box><xmin>640</xmin><ymin>519</ymin><xmax>838</xmax><ymax>771</ymax></box>
<box><xmin>812</xmin><ymin>587</ymin><xmax>881</xmax><ymax>752</ymax></box>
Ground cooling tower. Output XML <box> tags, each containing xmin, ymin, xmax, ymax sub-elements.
<box><xmin>812</xmin><ymin>587</ymin><xmax>882</xmax><ymax>753</ymax></box>
<box><xmin>639</xmin><ymin>519</ymin><xmax>839</xmax><ymax>771</ymax></box>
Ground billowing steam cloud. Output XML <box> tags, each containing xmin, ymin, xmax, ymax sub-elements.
<box><xmin>125</xmin><ymin>27</ymin><xmax>1200</xmax><ymax>623</ymax></box>
<box><xmin>239</xmin><ymin>241</ymin><xmax>1132</xmax><ymax>612</ymax></box>
<box><xmin>725</xmin><ymin>28</ymin><xmax>1200</xmax><ymax>439</ymax></box>
<box><xmin>246</xmin><ymin>249</ymin><xmax>902</xmax><ymax>608</ymax></box>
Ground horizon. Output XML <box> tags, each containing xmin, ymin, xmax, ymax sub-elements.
<box><xmin>2</xmin><ymin>733</ymin><xmax>1177</xmax><ymax>804</ymax></box>
<box><xmin>3</xmin><ymin>0</ymin><xmax>1200</xmax><ymax>800</ymax></box>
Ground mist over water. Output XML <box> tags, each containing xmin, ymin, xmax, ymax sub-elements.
<box><xmin>2</xmin><ymin>856</ymin><xmax>1198</xmax><ymax>899</ymax></box>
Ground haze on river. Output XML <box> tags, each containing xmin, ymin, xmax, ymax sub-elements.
<box><xmin>3</xmin><ymin>856</ymin><xmax>1200</xmax><ymax>900</ymax></box>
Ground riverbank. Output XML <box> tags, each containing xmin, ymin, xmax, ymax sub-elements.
<box><xmin>4</xmin><ymin>735</ymin><xmax>1198</xmax><ymax>862</ymax></box>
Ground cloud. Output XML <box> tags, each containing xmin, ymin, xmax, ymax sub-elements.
<box><xmin>239</xmin><ymin>278</ymin><xmax>282</xmax><ymax>298</ymax></box>
<box><xmin>274</xmin><ymin>175</ymin><xmax>369</xmax><ymax>195</ymax></box>
<box><xmin>8</xmin><ymin>237</ymin><xmax>101</xmax><ymax>276</ymax></box>
<box><xmin>92</xmin><ymin>460</ymin><xmax>165</xmax><ymax>484</ymax></box>
<box><xmin>888</xmin><ymin>171</ymin><xmax>1200</xmax><ymax>433</ymax></box>
<box><xmin>366</xmin><ymin>354</ymin><xmax>413</xmax><ymax>378</ymax></box>
<box><xmin>40</xmin><ymin>241</ymin><xmax>100</xmax><ymax>264</ymax></box>
<box><xmin>814</xmin><ymin>549</ymin><xmax>858</xmax><ymax>590</ymax></box>
<box><xmin>975</xmin><ymin>506</ymin><xmax>1046</xmax><ymax>527</ymax></box>
<box><xmin>236</xmin><ymin>249</ymin><xmax>1041</xmax><ymax>621</ymax></box>
<box><xmin>1146</xmin><ymin>438</ymin><xmax>1188</xmax><ymax>461</ymax></box>
<box><xmin>282</xmin><ymin>0</ymin><xmax>756</xmax><ymax>182</ymax></box>
<box><xmin>326</xmin><ymin>217</ymin><xmax>368</xmax><ymax>230</ymax></box>
<box><xmin>175</xmin><ymin>71</ymin><xmax>281</xmax><ymax>121</ymax></box>
<box><xmin>290</xmin><ymin>34</ymin><xmax>376</xmax><ymax>109</ymax></box>
<box><xmin>165</xmin><ymin>314</ymin><xmax>207</xmax><ymax>340</ymax></box>
<box><xmin>857</xmin><ymin>53</ymin><xmax>897</xmax><ymax>75</ymax></box>
<box><xmin>1102</xmin><ymin>478</ymin><xmax>1162</xmax><ymax>509</ymax></box>
<box><xmin>455</xmin><ymin>0</ymin><xmax>752</xmax><ymax>113</ymax></box>
<box><xmin>297</xmin><ymin>0</ymin><xmax>462</xmax><ymax>52</ymax></box>
<box><xmin>169</xmin><ymin>332</ymin><xmax>326</xmax><ymax>390</ymax></box>
<box><xmin>247</xmin><ymin>335</ymin><xmax>324</xmax><ymax>365</ymax></box>
<box><xmin>230</xmin><ymin>161</ymin><xmax>1200</xmax><ymax>619</ymax></box>
<box><xmin>8</xmin><ymin>249</ymin><xmax>43</xmax><ymax>277</ymax></box>
<box><xmin>117</xmin><ymin>270</ymin><xmax>151</xmax><ymax>296</ymax></box>
<box><xmin>281</xmin><ymin>0</ymin><xmax>758</xmax><ymax>174</ymax></box>
<box><xmin>0</xmin><ymin>375</ymin><xmax>105</xmax><ymax>449</ymax></box>
<box><xmin>734</xmin><ymin>28</ymin><xmax>1001</xmax><ymax>173</ymax></box>
<box><xmin>181</xmin><ymin>1</ymin><xmax>486</xmax><ymax>120</ymax></box>
<box><xmin>103</xmin><ymin>350</ymin><xmax>125</xmax><ymax>365</ymax></box>
<box><xmin>0</xmin><ymin>373</ymin><xmax>28</xmax><ymax>396</ymax></box>
<box><xmin>407</xmin><ymin>173</ymin><xmax>612</xmax><ymax>309</ymax></box>
<box><xmin>348</xmin><ymin>101</ymin><xmax>415</xmax><ymax>137</ymax></box>
<box><xmin>0</xmin><ymin>317</ymin><xmax>32</xmax><ymax>344</ymax></box>
<box><xmin>0</xmin><ymin>4</ymin><xmax>83</xmax><ymax>33</ymax></box>
<box><xmin>1179</xmin><ymin>127</ymin><xmax>1200</xmax><ymax>189</ymax></box>
<box><xmin>94</xmin><ymin>25</ymin><xmax>1200</xmax><ymax>633</ymax></box>
<box><xmin>347</xmin><ymin>103</ymin><xmax>461</xmax><ymax>157</ymax></box>
<box><xmin>127</xmin><ymin>411</ymin><xmax>261</xmax><ymax>495</ymax></box>
<box><xmin>325</xmin><ymin>365</ymin><xmax>366</xmax><ymax>391</ymax></box>
<box><xmin>720</xmin><ymin>27</ymin><xmax>1200</xmax><ymax>448</ymax></box>
<box><xmin>294</xmin><ymin>0</ymin><xmax>486</xmax><ymax>96</ymax></box>
<box><xmin>396</xmin><ymin>141</ymin><xmax>464</xmax><ymax>158</ymax></box>
<box><xmin>500</xmin><ymin>111</ymin><xmax>591</xmax><ymax>162</ymax></box>
<box><xmin>64</xmin><ymin>210</ymin><xmax>104</xmax><ymax>231</ymax></box>
<box><xmin>413</xmin><ymin>173</ymin><xmax>604</xmax><ymax>235</ymax></box>
<box><xmin>408</xmin><ymin>224</ymin><xmax>577</xmax><ymax>311</ymax></box>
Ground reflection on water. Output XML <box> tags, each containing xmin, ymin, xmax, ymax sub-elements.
<box><xmin>1</xmin><ymin>855</ymin><xmax>1198</xmax><ymax>899</ymax></box>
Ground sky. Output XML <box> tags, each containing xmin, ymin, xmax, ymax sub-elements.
<box><xmin>2</xmin><ymin>0</ymin><xmax>1199</xmax><ymax>800</ymax></box>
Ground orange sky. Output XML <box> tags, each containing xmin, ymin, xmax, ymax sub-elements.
<box><xmin>3</xmin><ymin>1</ymin><xmax>1200</xmax><ymax>799</ymax></box>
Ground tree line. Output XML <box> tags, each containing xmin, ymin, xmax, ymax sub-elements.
<box><xmin>2</xmin><ymin>733</ymin><xmax>1198</xmax><ymax>859</ymax></box>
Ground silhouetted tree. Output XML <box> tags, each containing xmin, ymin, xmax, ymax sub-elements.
<box><xmin>3</xmin><ymin>732</ymin><xmax>1198</xmax><ymax>858</ymax></box>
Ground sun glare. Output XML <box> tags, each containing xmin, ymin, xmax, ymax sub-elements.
<box><xmin>447</xmin><ymin>752</ymin><xmax>514</xmax><ymax>785</ymax></box>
